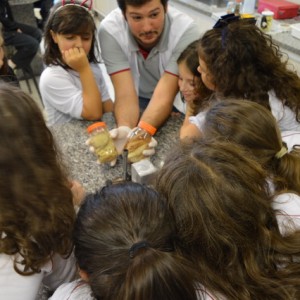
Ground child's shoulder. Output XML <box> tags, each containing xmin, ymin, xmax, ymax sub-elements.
<box><xmin>50</xmin><ymin>279</ymin><xmax>94</xmax><ymax>300</ymax></box>
<box><xmin>40</xmin><ymin>65</ymin><xmax>72</xmax><ymax>84</ymax></box>
<box><xmin>41</xmin><ymin>64</ymin><xmax>65</xmax><ymax>75</ymax></box>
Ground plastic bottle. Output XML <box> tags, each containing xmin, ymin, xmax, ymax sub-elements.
<box><xmin>87</xmin><ymin>122</ymin><xmax>118</xmax><ymax>163</ymax></box>
<box><xmin>125</xmin><ymin>121</ymin><xmax>157</xmax><ymax>163</ymax></box>
<box><xmin>234</xmin><ymin>0</ymin><xmax>243</xmax><ymax>16</ymax></box>
<box><xmin>227</xmin><ymin>1</ymin><xmax>235</xmax><ymax>14</ymax></box>
<box><xmin>242</xmin><ymin>0</ymin><xmax>256</xmax><ymax>14</ymax></box>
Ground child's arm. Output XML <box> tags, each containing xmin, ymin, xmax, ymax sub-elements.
<box><xmin>180</xmin><ymin>103</ymin><xmax>202</xmax><ymax>140</ymax></box>
<box><xmin>103</xmin><ymin>97</ymin><xmax>114</xmax><ymax>113</ymax></box>
<box><xmin>69</xmin><ymin>180</ymin><xmax>86</xmax><ymax>207</ymax></box>
<box><xmin>62</xmin><ymin>47</ymin><xmax>103</xmax><ymax>120</ymax></box>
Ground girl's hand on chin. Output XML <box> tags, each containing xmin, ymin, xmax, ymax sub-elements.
<box><xmin>62</xmin><ymin>47</ymin><xmax>89</xmax><ymax>72</ymax></box>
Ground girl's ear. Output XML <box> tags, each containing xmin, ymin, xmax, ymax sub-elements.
<box><xmin>50</xmin><ymin>30</ymin><xmax>58</xmax><ymax>43</ymax></box>
<box><xmin>79</xmin><ymin>269</ymin><xmax>89</xmax><ymax>282</ymax></box>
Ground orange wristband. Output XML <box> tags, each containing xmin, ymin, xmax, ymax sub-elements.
<box><xmin>138</xmin><ymin>121</ymin><xmax>157</xmax><ymax>136</ymax></box>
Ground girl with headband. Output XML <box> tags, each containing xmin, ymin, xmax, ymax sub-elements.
<box><xmin>40</xmin><ymin>0</ymin><xmax>113</xmax><ymax>126</ymax></box>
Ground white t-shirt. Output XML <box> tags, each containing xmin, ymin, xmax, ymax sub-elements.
<box><xmin>190</xmin><ymin>91</ymin><xmax>300</xmax><ymax>133</ymax></box>
<box><xmin>273</xmin><ymin>131</ymin><xmax>300</xmax><ymax>234</ymax></box>
<box><xmin>281</xmin><ymin>130</ymin><xmax>300</xmax><ymax>152</ymax></box>
<box><xmin>50</xmin><ymin>279</ymin><xmax>94</xmax><ymax>300</ymax></box>
<box><xmin>99</xmin><ymin>7</ymin><xmax>200</xmax><ymax>100</ymax></box>
<box><xmin>51</xmin><ymin>280</ymin><xmax>218</xmax><ymax>300</ymax></box>
<box><xmin>272</xmin><ymin>192</ymin><xmax>300</xmax><ymax>235</ymax></box>
<box><xmin>39</xmin><ymin>63</ymin><xmax>111</xmax><ymax>127</ymax></box>
<box><xmin>0</xmin><ymin>252</ymin><xmax>77</xmax><ymax>300</ymax></box>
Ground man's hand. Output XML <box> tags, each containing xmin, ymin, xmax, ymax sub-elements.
<box><xmin>142</xmin><ymin>136</ymin><xmax>158</xmax><ymax>157</ymax></box>
<box><xmin>125</xmin><ymin>126</ymin><xmax>158</xmax><ymax>163</ymax></box>
<box><xmin>109</xmin><ymin>126</ymin><xmax>131</xmax><ymax>166</ymax></box>
<box><xmin>110</xmin><ymin>126</ymin><xmax>132</xmax><ymax>154</ymax></box>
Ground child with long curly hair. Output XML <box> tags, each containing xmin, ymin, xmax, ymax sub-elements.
<box><xmin>203</xmin><ymin>99</ymin><xmax>300</xmax><ymax>234</ymax></box>
<box><xmin>156</xmin><ymin>139</ymin><xmax>300</xmax><ymax>300</ymax></box>
<box><xmin>0</xmin><ymin>83</ymin><xmax>84</xmax><ymax>299</ymax></box>
<box><xmin>176</xmin><ymin>40</ymin><xmax>212</xmax><ymax>120</ymax></box>
<box><xmin>181</xmin><ymin>16</ymin><xmax>300</xmax><ymax>139</ymax></box>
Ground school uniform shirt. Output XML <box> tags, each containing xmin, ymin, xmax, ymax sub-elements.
<box><xmin>51</xmin><ymin>280</ymin><xmax>218</xmax><ymax>300</ymax></box>
<box><xmin>281</xmin><ymin>130</ymin><xmax>300</xmax><ymax>152</ymax></box>
<box><xmin>273</xmin><ymin>192</ymin><xmax>300</xmax><ymax>235</ymax></box>
<box><xmin>99</xmin><ymin>6</ymin><xmax>200</xmax><ymax>100</ymax></box>
<box><xmin>39</xmin><ymin>63</ymin><xmax>111</xmax><ymax>127</ymax></box>
<box><xmin>271</xmin><ymin>131</ymin><xmax>300</xmax><ymax>235</ymax></box>
<box><xmin>0</xmin><ymin>252</ymin><xmax>77</xmax><ymax>300</ymax></box>
<box><xmin>49</xmin><ymin>279</ymin><xmax>94</xmax><ymax>300</ymax></box>
<box><xmin>189</xmin><ymin>91</ymin><xmax>300</xmax><ymax>132</ymax></box>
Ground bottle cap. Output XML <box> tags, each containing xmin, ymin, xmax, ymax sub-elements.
<box><xmin>87</xmin><ymin>122</ymin><xmax>106</xmax><ymax>133</ymax></box>
<box><xmin>138</xmin><ymin>121</ymin><xmax>157</xmax><ymax>136</ymax></box>
<box><xmin>262</xmin><ymin>10</ymin><xmax>274</xmax><ymax>16</ymax></box>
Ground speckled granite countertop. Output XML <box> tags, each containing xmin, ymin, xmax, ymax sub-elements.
<box><xmin>50</xmin><ymin>113</ymin><xmax>183</xmax><ymax>194</ymax></box>
<box><xmin>172</xmin><ymin>0</ymin><xmax>300</xmax><ymax>57</ymax></box>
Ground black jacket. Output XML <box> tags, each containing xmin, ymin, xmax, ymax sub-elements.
<box><xmin>0</xmin><ymin>0</ymin><xmax>18</xmax><ymax>31</ymax></box>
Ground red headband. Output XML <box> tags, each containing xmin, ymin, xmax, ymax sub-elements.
<box><xmin>61</xmin><ymin>0</ymin><xmax>93</xmax><ymax>10</ymax></box>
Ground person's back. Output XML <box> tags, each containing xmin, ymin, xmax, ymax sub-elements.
<box><xmin>203</xmin><ymin>100</ymin><xmax>300</xmax><ymax>236</ymax></box>
<box><xmin>0</xmin><ymin>83</ymin><xmax>77</xmax><ymax>299</ymax></box>
<box><xmin>156</xmin><ymin>139</ymin><xmax>300</xmax><ymax>299</ymax></box>
<box><xmin>203</xmin><ymin>100</ymin><xmax>300</xmax><ymax>196</ymax></box>
<box><xmin>51</xmin><ymin>182</ymin><xmax>201</xmax><ymax>300</ymax></box>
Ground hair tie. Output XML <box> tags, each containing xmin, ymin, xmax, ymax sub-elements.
<box><xmin>129</xmin><ymin>241</ymin><xmax>150</xmax><ymax>259</ymax></box>
<box><xmin>275</xmin><ymin>146</ymin><xmax>288</xmax><ymax>159</ymax></box>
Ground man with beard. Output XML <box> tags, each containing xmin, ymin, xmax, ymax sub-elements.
<box><xmin>98</xmin><ymin>0</ymin><xmax>200</xmax><ymax>157</ymax></box>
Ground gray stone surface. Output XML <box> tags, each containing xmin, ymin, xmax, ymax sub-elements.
<box><xmin>50</xmin><ymin>113</ymin><xmax>183</xmax><ymax>194</ymax></box>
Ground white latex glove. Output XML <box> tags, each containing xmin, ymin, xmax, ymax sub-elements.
<box><xmin>109</xmin><ymin>126</ymin><xmax>131</xmax><ymax>166</ymax></box>
<box><xmin>142</xmin><ymin>136</ymin><xmax>158</xmax><ymax>157</ymax></box>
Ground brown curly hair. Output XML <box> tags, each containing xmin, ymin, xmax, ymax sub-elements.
<box><xmin>177</xmin><ymin>40</ymin><xmax>212</xmax><ymax>115</ymax></box>
<box><xmin>156</xmin><ymin>139</ymin><xmax>300</xmax><ymax>300</ymax></box>
<box><xmin>198</xmin><ymin>20</ymin><xmax>300</xmax><ymax>122</ymax></box>
<box><xmin>204</xmin><ymin>99</ymin><xmax>300</xmax><ymax>194</ymax></box>
<box><xmin>0</xmin><ymin>83</ymin><xmax>75</xmax><ymax>275</ymax></box>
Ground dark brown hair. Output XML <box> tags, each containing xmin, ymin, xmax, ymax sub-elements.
<box><xmin>0</xmin><ymin>83</ymin><xmax>75</xmax><ymax>275</ymax></box>
<box><xmin>204</xmin><ymin>99</ymin><xmax>300</xmax><ymax>194</ymax></box>
<box><xmin>117</xmin><ymin>0</ymin><xmax>168</xmax><ymax>14</ymax></box>
<box><xmin>43</xmin><ymin>0</ymin><xmax>99</xmax><ymax>67</ymax></box>
<box><xmin>198</xmin><ymin>20</ymin><xmax>300</xmax><ymax>122</ymax></box>
<box><xmin>177</xmin><ymin>40</ymin><xmax>212</xmax><ymax>114</ymax></box>
<box><xmin>156</xmin><ymin>139</ymin><xmax>300</xmax><ymax>299</ymax></box>
<box><xmin>74</xmin><ymin>182</ymin><xmax>200</xmax><ymax>300</ymax></box>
